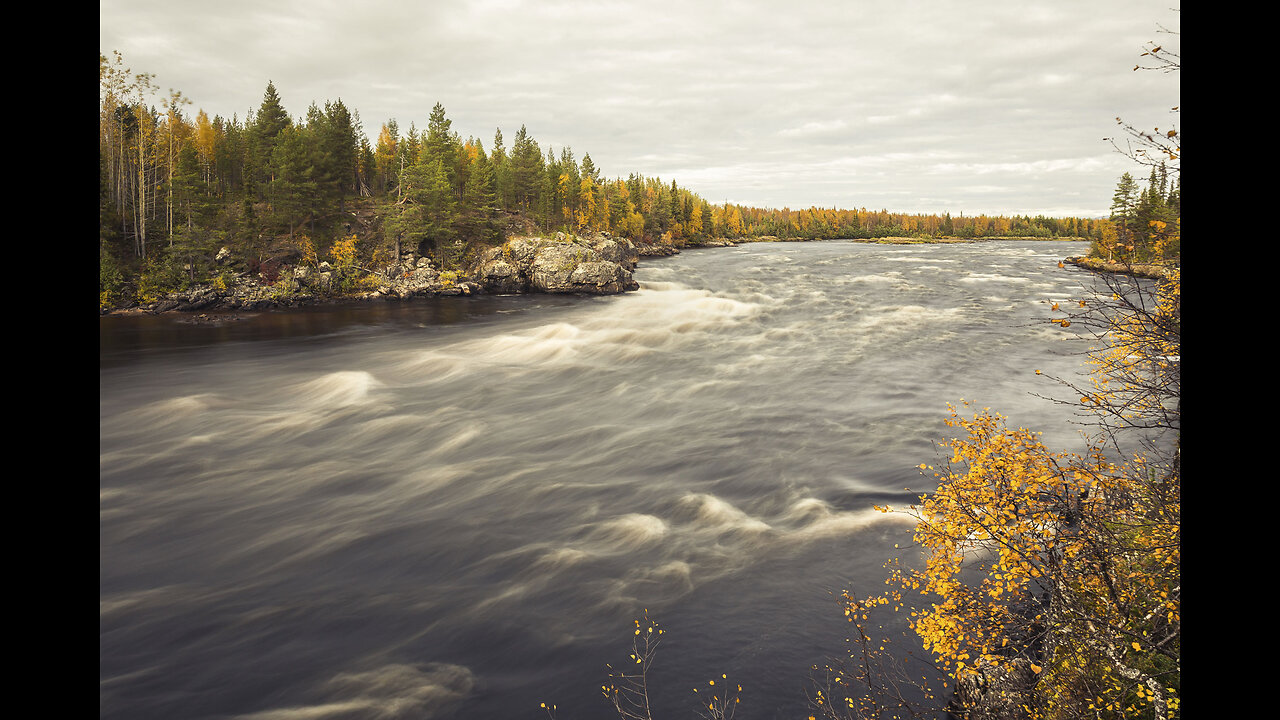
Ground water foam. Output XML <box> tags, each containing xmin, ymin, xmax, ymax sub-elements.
<box><xmin>294</xmin><ymin>371</ymin><xmax>382</xmax><ymax>407</ymax></box>
<box><xmin>120</xmin><ymin>394</ymin><xmax>221</xmax><ymax>426</ymax></box>
<box><xmin>395</xmin><ymin>285</ymin><xmax>763</xmax><ymax>377</ymax></box>
<box><xmin>780</xmin><ymin>497</ymin><xmax>915</xmax><ymax>539</ymax></box>
<box><xmin>854</xmin><ymin>304</ymin><xmax>962</xmax><ymax>333</ymax></box>
<box><xmin>677</xmin><ymin>493</ymin><xmax>772</xmax><ymax>534</ymax></box>
<box><xmin>846</xmin><ymin>274</ymin><xmax>901</xmax><ymax>284</ymax></box>
<box><xmin>961</xmin><ymin>272</ymin><xmax>1030</xmax><ymax>284</ymax></box>
<box><xmin>584</xmin><ymin>513</ymin><xmax>669</xmax><ymax>550</ymax></box>
<box><xmin>233</xmin><ymin>663</ymin><xmax>475</xmax><ymax>720</ymax></box>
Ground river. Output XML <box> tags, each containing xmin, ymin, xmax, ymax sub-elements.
<box><xmin>101</xmin><ymin>239</ymin><xmax>1095</xmax><ymax>720</ymax></box>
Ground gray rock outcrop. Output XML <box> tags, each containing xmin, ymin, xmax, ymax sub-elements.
<box><xmin>469</xmin><ymin>232</ymin><xmax>640</xmax><ymax>295</ymax></box>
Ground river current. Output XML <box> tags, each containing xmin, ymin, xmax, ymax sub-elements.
<box><xmin>101</xmin><ymin>239</ymin><xmax>1096</xmax><ymax>720</ymax></box>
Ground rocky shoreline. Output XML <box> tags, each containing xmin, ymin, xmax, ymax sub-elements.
<box><xmin>102</xmin><ymin>231</ymin><xmax>717</xmax><ymax>317</ymax></box>
<box><xmin>1063</xmin><ymin>255</ymin><xmax>1175</xmax><ymax>280</ymax></box>
<box><xmin>103</xmin><ymin>236</ymin><xmax>1137</xmax><ymax>318</ymax></box>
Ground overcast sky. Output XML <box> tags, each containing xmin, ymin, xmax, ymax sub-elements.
<box><xmin>100</xmin><ymin>0</ymin><xmax>1179</xmax><ymax>218</ymax></box>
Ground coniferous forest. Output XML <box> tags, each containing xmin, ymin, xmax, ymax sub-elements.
<box><xmin>99</xmin><ymin>51</ymin><xmax>1121</xmax><ymax>311</ymax></box>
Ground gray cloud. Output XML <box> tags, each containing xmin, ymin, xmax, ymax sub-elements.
<box><xmin>101</xmin><ymin>0</ymin><xmax>1179</xmax><ymax>217</ymax></box>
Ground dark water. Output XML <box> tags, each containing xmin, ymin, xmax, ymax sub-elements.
<box><xmin>101</xmin><ymin>240</ymin><xmax>1095</xmax><ymax>720</ymax></box>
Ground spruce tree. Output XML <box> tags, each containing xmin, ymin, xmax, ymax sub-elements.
<box><xmin>268</xmin><ymin>124</ymin><xmax>316</xmax><ymax>239</ymax></box>
<box><xmin>248</xmin><ymin>82</ymin><xmax>292</xmax><ymax>196</ymax></box>
<box><xmin>510</xmin><ymin>125</ymin><xmax>543</xmax><ymax>212</ymax></box>
<box><xmin>1109</xmin><ymin>172</ymin><xmax>1139</xmax><ymax>240</ymax></box>
<box><xmin>461</xmin><ymin>149</ymin><xmax>501</xmax><ymax>245</ymax></box>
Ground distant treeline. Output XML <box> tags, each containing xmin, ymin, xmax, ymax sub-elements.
<box><xmin>722</xmin><ymin>205</ymin><xmax>1105</xmax><ymax>241</ymax></box>
<box><xmin>99</xmin><ymin>51</ymin><xmax>1106</xmax><ymax>305</ymax></box>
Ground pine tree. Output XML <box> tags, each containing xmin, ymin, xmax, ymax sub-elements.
<box><xmin>268</xmin><ymin>124</ymin><xmax>316</xmax><ymax>239</ymax></box>
<box><xmin>511</xmin><ymin>125</ymin><xmax>543</xmax><ymax>212</ymax></box>
<box><xmin>558</xmin><ymin>147</ymin><xmax>580</xmax><ymax>227</ymax></box>
<box><xmin>460</xmin><ymin>147</ymin><xmax>501</xmax><ymax>245</ymax></box>
<box><xmin>171</xmin><ymin>143</ymin><xmax>216</xmax><ymax>232</ymax></box>
<box><xmin>1109</xmin><ymin>172</ymin><xmax>1139</xmax><ymax>243</ymax></box>
<box><xmin>580</xmin><ymin>152</ymin><xmax>599</xmax><ymax>184</ymax></box>
<box><xmin>248</xmin><ymin>81</ymin><xmax>292</xmax><ymax>199</ymax></box>
<box><xmin>321</xmin><ymin>99</ymin><xmax>358</xmax><ymax>203</ymax></box>
<box><xmin>401</xmin><ymin>157</ymin><xmax>459</xmax><ymax>265</ymax></box>
<box><xmin>490</xmin><ymin>127</ymin><xmax>514</xmax><ymax>211</ymax></box>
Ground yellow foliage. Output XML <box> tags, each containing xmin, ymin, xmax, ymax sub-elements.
<box><xmin>296</xmin><ymin>234</ymin><xmax>318</xmax><ymax>268</ymax></box>
<box><xmin>863</xmin><ymin>269</ymin><xmax>1180</xmax><ymax>720</ymax></box>
<box><xmin>329</xmin><ymin>233</ymin><xmax>360</xmax><ymax>272</ymax></box>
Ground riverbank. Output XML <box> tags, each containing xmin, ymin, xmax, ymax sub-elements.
<box><xmin>100</xmin><ymin>233</ymin><xmax>1097</xmax><ymax>317</ymax></box>
<box><xmin>103</xmin><ymin>230</ymin><xmax>646</xmax><ymax>316</ymax></box>
<box><xmin>1063</xmin><ymin>255</ymin><xmax>1175</xmax><ymax>280</ymax></box>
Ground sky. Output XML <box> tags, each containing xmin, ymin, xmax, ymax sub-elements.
<box><xmin>100</xmin><ymin>0</ymin><xmax>1179</xmax><ymax>218</ymax></box>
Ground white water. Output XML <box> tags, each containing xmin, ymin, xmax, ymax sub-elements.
<box><xmin>101</xmin><ymin>240</ymin><xmax>1094</xmax><ymax>719</ymax></box>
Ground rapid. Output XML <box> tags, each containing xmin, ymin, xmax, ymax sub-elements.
<box><xmin>101</xmin><ymin>239</ymin><xmax>1094</xmax><ymax>719</ymax></box>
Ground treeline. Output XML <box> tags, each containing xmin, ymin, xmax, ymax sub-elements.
<box><xmin>719</xmin><ymin>204</ymin><xmax>1107</xmax><ymax>241</ymax></box>
<box><xmin>99</xmin><ymin>50</ymin><xmax>1106</xmax><ymax>307</ymax></box>
<box><xmin>1095</xmin><ymin>162</ymin><xmax>1180</xmax><ymax>264</ymax></box>
<box><xmin>98</xmin><ymin>51</ymin><xmax>729</xmax><ymax>304</ymax></box>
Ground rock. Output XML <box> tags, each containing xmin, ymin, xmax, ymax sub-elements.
<box><xmin>112</xmin><ymin>227</ymin><xmax>654</xmax><ymax>316</ymax></box>
<box><xmin>635</xmin><ymin>242</ymin><xmax>681</xmax><ymax>257</ymax></box>
<box><xmin>950</xmin><ymin>659</ymin><xmax>1038</xmax><ymax>720</ymax></box>
<box><xmin>528</xmin><ymin>242</ymin><xmax>593</xmax><ymax>292</ymax></box>
<box><xmin>590</xmin><ymin>233</ymin><xmax>639</xmax><ymax>269</ymax></box>
<box><xmin>474</xmin><ymin>254</ymin><xmax>524</xmax><ymax>294</ymax></box>
<box><xmin>1063</xmin><ymin>256</ymin><xmax>1174</xmax><ymax>280</ymax></box>
<box><xmin>469</xmin><ymin>234</ymin><xmax>639</xmax><ymax>295</ymax></box>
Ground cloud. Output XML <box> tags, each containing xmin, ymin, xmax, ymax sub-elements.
<box><xmin>101</xmin><ymin>0</ymin><xmax>1179</xmax><ymax>216</ymax></box>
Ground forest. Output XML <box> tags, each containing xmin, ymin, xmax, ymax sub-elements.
<box><xmin>100</xmin><ymin>51</ymin><xmax>1115</xmax><ymax>311</ymax></box>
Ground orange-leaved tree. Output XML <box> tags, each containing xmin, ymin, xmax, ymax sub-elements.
<box><xmin>820</xmin><ymin>20</ymin><xmax>1182</xmax><ymax>719</ymax></box>
<box><xmin>842</xmin><ymin>263</ymin><xmax>1180</xmax><ymax>720</ymax></box>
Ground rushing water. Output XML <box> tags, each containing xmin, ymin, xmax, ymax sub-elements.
<box><xmin>101</xmin><ymin>240</ymin><xmax>1096</xmax><ymax>720</ymax></box>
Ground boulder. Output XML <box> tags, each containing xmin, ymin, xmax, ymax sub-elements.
<box><xmin>950</xmin><ymin>659</ymin><xmax>1038</xmax><ymax>720</ymax></box>
<box><xmin>469</xmin><ymin>234</ymin><xmax>639</xmax><ymax>295</ymax></box>
<box><xmin>589</xmin><ymin>233</ymin><xmax>640</xmax><ymax>269</ymax></box>
<box><xmin>474</xmin><ymin>254</ymin><xmax>524</xmax><ymax>294</ymax></box>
